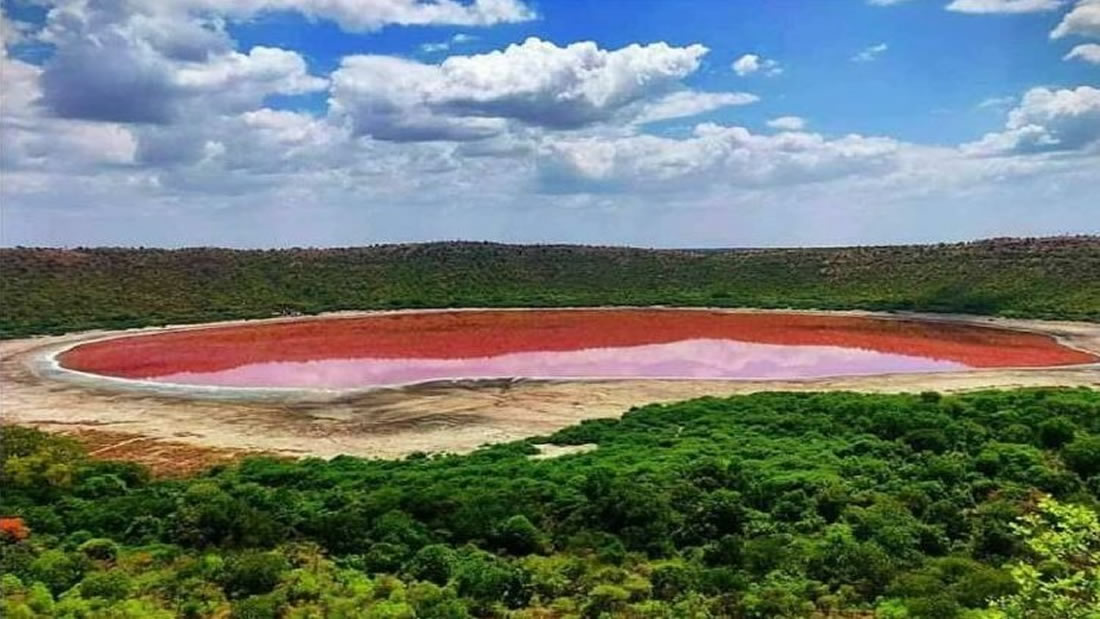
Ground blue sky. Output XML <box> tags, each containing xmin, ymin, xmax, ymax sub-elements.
<box><xmin>228</xmin><ymin>0</ymin><xmax>1095</xmax><ymax>143</ymax></box>
<box><xmin>1</xmin><ymin>0</ymin><xmax>1098</xmax><ymax>247</ymax></box>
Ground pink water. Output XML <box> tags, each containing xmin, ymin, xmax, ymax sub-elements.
<box><xmin>151</xmin><ymin>338</ymin><xmax>968</xmax><ymax>388</ymax></box>
<box><xmin>64</xmin><ymin>310</ymin><xmax>1095</xmax><ymax>390</ymax></box>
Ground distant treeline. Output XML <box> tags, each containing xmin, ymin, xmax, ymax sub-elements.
<box><xmin>1</xmin><ymin>236</ymin><xmax>1098</xmax><ymax>337</ymax></box>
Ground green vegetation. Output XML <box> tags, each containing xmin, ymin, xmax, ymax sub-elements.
<box><xmin>2</xmin><ymin>236</ymin><xmax>1098</xmax><ymax>338</ymax></box>
<box><xmin>4</xmin><ymin>388</ymin><xmax>1100</xmax><ymax>617</ymax></box>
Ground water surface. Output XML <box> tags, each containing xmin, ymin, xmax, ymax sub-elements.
<box><xmin>59</xmin><ymin>310</ymin><xmax>1095</xmax><ymax>389</ymax></box>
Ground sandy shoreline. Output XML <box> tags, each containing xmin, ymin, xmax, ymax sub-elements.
<box><xmin>3</xmin><ymin>308</ymin><xmax>1098</xmax><ymax>465</ymax></box>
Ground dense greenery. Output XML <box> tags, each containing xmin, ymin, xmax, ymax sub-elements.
<box><xmin>3</xmin><ymin>236</ymin><xmax>1098</xmax><ymax>338</ymax></box>
<box><xmin>4</xmin><ymin>388</ymin><xmax>1100</xmax><ymax>617</ymax></box>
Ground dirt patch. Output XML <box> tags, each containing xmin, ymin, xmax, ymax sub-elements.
<box><xmin>3</xmin><ymin>308</ymin><xmax>1098</xmax><ymax>465</ymax></box>
<box><xmin>530</xmin><ymin>443</ymin><xmax>599</xmax><ymax>460</ymax></box>
<box><xmin>11</xmin><ymin>426</ymin><xmax>261</xmax><ymax>477</ymax></box>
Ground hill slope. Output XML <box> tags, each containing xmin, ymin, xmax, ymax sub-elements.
<box><xmin>2</xmin><ymin>237</ymin><xmax>1098</xmax><ymax>337</ymax></box>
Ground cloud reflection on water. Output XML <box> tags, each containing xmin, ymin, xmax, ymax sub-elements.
<box><xmin>151</xmin><ymin>338</ymin><xmax>969</xmax><ymax>388</ymax></box>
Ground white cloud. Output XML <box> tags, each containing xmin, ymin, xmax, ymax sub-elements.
<box><xmin>946</xmin><ymin>0</ymin><xmax>1064</xmax><ymax>13</ymax></box>
<box><xmin>852</xmin><ymin>43</ymin><xmax>888</xmax><ymax>63</ymax></box>
<box><xmin>978</xmin><ymin>95</ymin><xmax>1017</xmax><ymax>109</ymax></box>
<box><xmin>2</xmin><ymin>1</ymin><xmax>1097</xmax><ymax>248</ymax></box>
<box><xmin>329</xmin><ymin>55</ymin><xmax>507</xmax><ymax>141</ymax></box>
<box><xmin>537</xmin><ymin>124</ymin><xmax>901</xmax><ymax>193</ymax></box>
<box><xmin>633</xmin><ymin>91</ymin><xmax>759</xmax><ymax>125</ymax></box>
<box><xmin>1064</xmin><ymin>42</ymin><xmax>1100</xmax><ymax>62</ymax></box>
<box><xmin>963</xmin><ymin>86</ymin><xmax>1100</xmax><ymax>155</ymax></box>
<box><xmin>35</xmin><ymin>3</ymin><xmax>326</xmax><ymax>124</ymax></box>
<box><xmin>420</xmin><ymin>32</ymin><xmax>479</xmax><ymax>54</ymax></box>
<box><xmin>767</xmin><ymin>116</ymin><xmax>807</xmax><ymax>131</ymax></box>
<box><xmin>174</xmin><ymin>46</ymin><xmax>327</xmax><ymax>95</ymax></box>
<box><xmin>1052</xmin><ymin>0</ymin><xmax>1100</xmax><ymax>38</ymax></box>
<box><xmin>171</xmin><ymin>0</ymin><xmax>535</xmax><ymax>32</ymax></box>
<box><xmin>331</xmin><ymin>38</ymin><xmax>710</xmax><ymax>140</ymax></box>
<box><xmin>0</xmin><ymin>7</ymin><xmax>31</xmax><ymax>47</ymax></box>
<box><xmin>420</xmin><ymin>41</ymin><xmax>450</xmax><ymax>53</ymax></box>
<box><xmin>1</xmin><ymin>47</ymin><xmax>138</xmax><ymax>172</ymax></box>
<box><xmin>732</xmin><ymin>53</ymin><xmax>782</xmax><ymax>77</ymax></box>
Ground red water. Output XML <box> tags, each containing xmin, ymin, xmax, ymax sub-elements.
<box><xmin>58</xmin><ymin>310</ymin><xmax>1096</xmax><ymax>389</ymax></box>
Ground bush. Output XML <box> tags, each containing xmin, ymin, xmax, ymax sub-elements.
<box><xmin>220</xmin><ymin>552</ymin><xmax>289</xmax><ymax>599</ymax></box>
<box><xmin>405</xmin><ymin>545</ymin><xmax>457</xmax><ymax>586</ymax></box>
<box><xmin>453</xmin><ymin>552</ymin><xmax>531</xmax><ymax>610</ymax></box>
<box><xmin>364</xmin><ymin>543</ymin><xmax>410</xmax><ymax>575</ymax></box>
<box><xmin>29</xmin><ymin>550</ymin><xmax>88</xmax><ymax>595</ymax></box>
<box><xmin>78</xmin><ymin>538</ymin><xmax>119</xmax><ymax>562</ymax></box>
<box><xmin>1062</xmin><ymin>436</ymin><xmax>1100</xmax><ymax>478</ymax></box>
<box><xmin>494</xmin><ymin>515</ymin><xmax>545</xmax><ymax>556</ymax></box>
<box><xmin>651</xmin><ymin>562</ymin><xmax>698</xmax><ymax>601</ymax></box>
<box><xmin>230</xmin><ymin>594</ymin><xmax>283</xmax><ymax>619</ymax></box>
<box><xmin>583</xmin><ymin>584</ymin><xmax>630</xmax><ymax>617</ymax></box>
<box><xmin>1038</xmin><ymin>417</ymin><xmax>1077</xmax><ymax>449</ymax></box>
<box><xmin>79</xmin><ymin>569</ymin><xmax>132</xmax><ymax>600</ymax></box>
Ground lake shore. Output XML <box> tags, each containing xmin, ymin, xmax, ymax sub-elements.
<box><xmin>3</xmin><ymin>308</ymin><xmax>1098</xmax><ymax>472</ymax></box>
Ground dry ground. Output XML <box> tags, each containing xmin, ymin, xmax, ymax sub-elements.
<box><xmin>2</xmin><ymin>308</ymin><xmax>1098</xmax><ymax>475</ymax></box>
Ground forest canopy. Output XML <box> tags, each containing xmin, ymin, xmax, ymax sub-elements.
<box><xmin>2</xmin><ymin>237</ymin><xmax>1098</xmax><ymax>338</ymax></box>
<box><xmin>3</xmin><ymin>388</ymin><xmax>1100</xmax><ymax>617</ymax></box>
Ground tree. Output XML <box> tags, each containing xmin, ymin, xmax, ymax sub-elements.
<box><xmin>984</xmin><ymin>496</ymin><xmax>1100</xmax><ymax>619</ymax></box>
<box><xmin>29</xmin><ymin>550</ymin><xmax>89</xmax><ymax>595</ymax></box>
<box><xmin>405</xmin><ymin>544</ymin><xmax>457</xmax><ymax>586</ymax></box>
<box><xmin>220</xmin><ymin>552</ymin><xmax>289</xmax><ymax>599</ymax></box>
<box><xmin>494</xmin><ymin>515</ymin><xmax>545</xmax><ymax>556</ymax></box>
<box><xmin>80</xmin><ymin>568</ymin><xmax>133</xmax><ymax>600</ymax></box>
<box><xmin>1038</xmin><ymin>417</ymin><xmax>1077</xmax><ymax>449</ymax></box>
<box><xmin>1062</xmin><ymin>436</ymin><xmax>1100</xmax><ymax>479</ymax></box>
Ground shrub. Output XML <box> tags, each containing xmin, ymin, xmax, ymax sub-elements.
<box><xmin>220</xmin><ymin>552</ymin><xmax>289</xmax><ymax>598</ymax></box>
<box><xmin>495</xmin><ymin>515</ymin><xmax>545</xmax><ymax>556</ymax></box>
<box><xmin>405</xmin><ymin>544</ymin><xmax>457</xmax><ymax>586</ymax></box>
<box><xmin>1038</xmin><ymin>417</ymin><xmax>1077</xmax><ymax>449</ymax></box>
<box><xmin>78</xmin><ymin>538</ymin><xmax>119</xmax><ymax>562</ymax></box>
<box><xmin>29</xmin><ymin>550</ymin><xmax>88</xmax><ymax>595</ymax></box>
<box><xmin>79</xmin><ymin>569</ymin><xmax>132</xmax><ymax>600</ymax></box>
<box><xmin>1062</xmin><ymin>436</ymin><xmax>1100</xmax><ymax>479</ymax></box>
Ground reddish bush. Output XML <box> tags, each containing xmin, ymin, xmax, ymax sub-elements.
<box><xmin>0</xmin><ymin>517</ymin><xmax>30</xmax><ymax>541</ymax></box>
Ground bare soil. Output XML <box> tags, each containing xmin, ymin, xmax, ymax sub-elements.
<box><xmin>3</xmin><ymin>308</ymin><xmax>1098</xmax><ymax>472</ymax></box>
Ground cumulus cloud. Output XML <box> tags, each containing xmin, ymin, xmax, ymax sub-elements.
<box><xmin>35</xmin><ymin>2</ymin><xmax>326</xmax><ymax>124</ymax></box>
<box><xmin>537</xmin><ymin>124</ymin><xmax>901</xmax><ymax>193</ymax></box>
<box><xmin>767</xmin><ymin>116</ymin><xmax>807</xmax><ymax>131</ymax></box>
<box><xmin>330</xmin><ymin>38</ymin><xmax>710</xmax><ymax>140</ymax></box>
<box><xmin>632</xmin><ymin>91</ymin><xmax>759</xmax><ymax>125</ymax></box>
<box><xmin>0</xmin><ymin>7</ymin><xmax>31</xmax><ymax>47</ymax></box>
<box><xmin>164</xmin><ymin>0</ymin><xmax>535</xmax><ymax>32</ymax></box>
<box><xmin>732</xmin><ymin>54</ymin><xmax>782</xmax><ymax>77</ymax></box>
<box><xmin>176</xmin><ymin>46</ymin><xmax>326</xmax><ymax>99</ymax></box>
<box><xmin>946</xmin><ymin>0</ymin><xmax>1064</xmax><ymax>13</ymax></box>
<box><xmin>329</xmin><ymin>55</ymin><xmax>507</xmax><ymax>141</ymax></box>
<box><xmin>963</xmin><ymin>86</ymin><xmax>1100</xmax><ymax>155</ymax></box>
<box><xmin>1</xmin><ymin>46</ymin><xmax>137</xmax><ymax>172</ymax></box>
<box><xmin>1064</xmin><ymin>42</ymin><xmax>1100</xmax><ymax>62</ymax></box>
<box><xmin>3</xmin><ymin>1</ymin><xmax>1098</xmax><ymax>247</ymax></box>
<box><xmin>852</xmin><ymin>43</ymin><xmax>888</xmax><ymax>63</ymax></box>
<box><xmin>1051</xmin><ymin>0</ymin><xmax>1100</xmax><ymax>38</ymax></box>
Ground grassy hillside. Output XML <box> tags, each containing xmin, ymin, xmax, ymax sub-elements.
<box><xmin>2</xmin><ymin>236</ymin><xmax>1098</xmax><ymax>337</ymax></box>
<box><xmin>4</xmin><ymin>388</ymin><xmax>1100</xmax><ymax>617</ymax></box>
